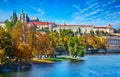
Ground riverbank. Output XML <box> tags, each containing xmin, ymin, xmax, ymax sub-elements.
<box><xmin>32</xmin><ymin>56</ymin><xmax>81</xmax><ymax>63</ymax></box>
<box><xmin>0</xmin><ymin>56</ymin><xmax>81</xmax><ymax>73</ymax></box>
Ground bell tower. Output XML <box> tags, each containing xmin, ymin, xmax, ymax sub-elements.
<box><xmin>20</xmin><ymin>9</ymin><xmax>25</xmax><ymax>23</ymax></box>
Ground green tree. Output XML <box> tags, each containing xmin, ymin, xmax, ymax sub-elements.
<box><xmin>60</xmin><ymin>29</ymin><xmax>74</xmax><ymax>37</ymax></box>
<box><xmin>67</xmin><ymin>36</ymin><xmax>86</xmax><ymax>58</ymax></box>
<box><xmin>95</xmin><ymin>30</ymin><xmax>100</xmax><ymax>36</ymax></box>
<box><xmin>0</xmin><ymin>26</ymin><xmax>12</xmax><ymax>63</ymax></box>
<box><xmin>90</xmin><ymin>29</ymin><xmax>94</xmax><ymax>36</ymax></box>
<box><xmin>4</xmin><ymin>20</ymin><xmax>13</xmax><ymax>31</ymax></box>
<box><xmin>58</xmin><ymin>29</ymin><xmax>74</xmax><ymax>53</ymax></box>
<box><xmin>0</xmin><ymin>26</ymin><xmax>12</xmax><ymax>51</ymax></box>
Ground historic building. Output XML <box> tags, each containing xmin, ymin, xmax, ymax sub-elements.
<box><xmin>19</xmin><ymin>9</ymin><xmax>56</xmax><ymax>31</ymax></box>
<box><xmin>52</xmin><ymin>22</ymin><xmax>113</xmax><ymax>34</ymax></box>
<box><xmin>94</xmin><ymin>24</ymin><xmax>114</xmax><ymax>33</ymax></box>
<box><xmin>53</xmin><ymin>23</ymin><xmax>94</xmax><ymax>33</ymax></box>
<box><xmin>0</xmin><ymin>9</ymin><xmax>114</xmax><ymax>34</ymax></box>
<box><xmin>27</xmin><ymin>21</ymin><xmax>56</xmax><ymax>31</ymax></box>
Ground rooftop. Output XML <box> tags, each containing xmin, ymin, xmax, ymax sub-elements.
<box><xmin>27</xmin><ymin>21</ymin><xmax>55</xmax><ymax>26</ymax></box>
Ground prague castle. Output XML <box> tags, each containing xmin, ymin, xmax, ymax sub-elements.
<box><xmin>0</xmin><ymin>10</ymin><xmax>114</xmax><ymax>34</ymax></box>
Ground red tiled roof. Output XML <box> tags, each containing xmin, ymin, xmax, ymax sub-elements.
<box><xmin>94</xmin><ymin>24</ymin><xmax>112</xmax><ymax>29</ymax></box>
<box><xmin>58</xmin><ymin>24</ymin><xmax>93</xmax><ymax>27</ymax></box>
<box><xmin>27</xmin><ymin>21</ymin><xmax>55</xmax><ymax>26</ymax></box>
<box><xmin>48</xmin><ymin>22</ymin><xmax>55</xmax><ymax>25</ymax></box>
<box><xmin>94</xmin><ymin>26</ymin><xmax>110</xmax><ymax>29</ymax></box>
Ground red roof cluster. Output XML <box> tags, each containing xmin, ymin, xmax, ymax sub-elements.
<box><xmin>94</xmin><ymin>26</ymin><xmax>108</xmax><ymax>29</ymax></box>
<box><xmin>27</xmin><ymin>21</ymin><xmax>55</xmax><ymax>26</ymax></box>
<box><xmin>94</xmin><ymin>24</ymin><xmax>112</xmax><ymax>29</ymax></box>
<box><xmin>58</xmin><ymin>24</ymin><xmax>93</xmax><ymax>27</ymax></box>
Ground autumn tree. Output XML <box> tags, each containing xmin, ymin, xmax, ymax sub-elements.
<box><xmin>58</xmin><ymin>36</ymin><xmax>69</xmax><ymax>52</ymax></box>
<box><xmin>10</xmin><ymin>23</ymin><xmax>33</xmax><ymax>61</ymax></box>
<box><xmin>99</xmin><ymin>37</ymin><xmax>109</xmax><ymax>53</ymax></box>
<box><xmin>33</xmin><ymin>32</ymin><xmax>58</xmax><ymax>58</ymax></box>
<box><xmin>17</xmin><ymin>43</ymin><xmax>32</xmax><ymax>61</ymax></box>
<box><xmin>48</xmin><ymin>31</ymin><xmax>59</xmax><ymax>56</ymax></box>
<box><xmin>33</xmin><ymin>32</ymin><xmax>48</xmax><ymax>58</ymax></box>
<box><xmin>83</xmin><ymin>33</ymin><xmax>108</xmax><ymax>53</ymax></box>
<box><xmin>0</xmin><ymin>48</ymin><xmax>5</xmax><ymax>64</ymax></box>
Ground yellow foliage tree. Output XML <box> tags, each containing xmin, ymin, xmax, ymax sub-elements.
<box><xmin>10</xmin><ymin>23</ymin><xmax>34</xmax><ymax>61</ymax></box>
<box><xmin>99</xmin><ymin>37</ymin><xmax>109</xmax><ymax>52</ymax></box>
<box><xmin>0</xmin><ymin>49</ymin><xmax>5</xmax><ymax>64</ymax></box>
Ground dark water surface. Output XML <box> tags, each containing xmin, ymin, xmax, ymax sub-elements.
<box><xmin>0</xmin><ymin>54</ymin><xmax>120</xmax><ymax>77</ymax></box>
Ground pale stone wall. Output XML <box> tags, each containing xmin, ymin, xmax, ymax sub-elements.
<box><xmin>106</xmin><ymin>36</ymin><xmax>120</xmax><ymax>52</ymax></box>
<box><xmin>53</xmin><ymin>25</ymin><xmax>94</xmax><ymax>33</ymax></box>
<box><xmin>94</xmin><ymin>28</ymin><xmax>114</xmax><ymax>34</ymax></box>
<box><xmin>0</xmin><ymin>22</ymin><xmax>5</xmax><ymax>28</ymax></box>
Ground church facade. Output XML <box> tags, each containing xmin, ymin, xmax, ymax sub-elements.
<box><xmin>19</xmin><ymin>9</ymin><xmax>56</xmax><ymax>31</ymax></box>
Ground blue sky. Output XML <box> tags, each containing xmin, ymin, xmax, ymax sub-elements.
<box><xmin>0</xmin><ymin>0</ymin><xmax>120</xmax><ymax>28</ymax></box>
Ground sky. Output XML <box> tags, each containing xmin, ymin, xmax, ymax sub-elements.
<box><xmin>0</xmin><ymin>0</ymin><xmax>120</xmax><ymax>28</ymax></box>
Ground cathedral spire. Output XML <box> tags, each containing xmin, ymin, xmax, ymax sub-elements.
<box><xmin>21</xmin><ymin>8</ymin><xmax>24</xmax><ymax>14</ymax></box>
<box><xmin>20</xmin><ymin>8</ymin><xmax>25</xmax><ymax>23</ymax></box>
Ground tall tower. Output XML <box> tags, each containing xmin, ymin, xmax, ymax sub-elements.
<box><xmin>20</xmin><ymin>9</ymin><xmax>25</xmax><ymax>23</ymax></box>
<box><xmin>25</xmin><ymin>14</ymin><xmax>29</xmax><ymax>23</ymax></box>
<box><xmin>11</xmin><ymin>11</ymin><xmax>18</xmax><ymax>22</ymax></box>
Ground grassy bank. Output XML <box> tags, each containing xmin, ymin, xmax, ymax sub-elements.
<box><xmin>32</xmin><ymin>56</ymin><xmax>81</xmax><ymax>63</ymax></box>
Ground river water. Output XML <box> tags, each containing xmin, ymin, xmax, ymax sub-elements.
<box><xmin>0</xmin><ymin>54</ymin><xmax>120</xmax><ymax>77</ymax></box>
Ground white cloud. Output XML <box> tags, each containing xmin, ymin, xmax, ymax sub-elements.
<box><xmin>69</xmin><ymin>11</ymin><xmax>120</xmax><ymax>28</ymax></box>
<box><xmin>84</xmin><ymin>9</ymin><xmax>102</xmax><ymax>17</ymax></box>
<box><xmin>110</xmin><ymin>21</ymin><xmax>120</xmax><ymax>28</ymax></box>
<box><xmin>32</xmin><ymin>7</ymin><xmax>45</xmax><ymax>16</ymax></box>
<box><xmin>37</xmin><ymin>8</ymin><xmax>45</xmax><ymax>16</ymax></box>
<box><xmin>74</xmin><ymin>3</ymin><xmax>98</xmax><ymax>15</ymax></box>
<box><xmin>86</xmin><ymin>0</ymin><xmax>97</xmax><ymax>5</ymax></box>
<box><xmin>66</xmin><ymin>0</ymin><xmax>120</xmax><ymax>28</ymax></box>
<box><xmin>72</xmin><ymin>4</ymin><xmax>81</xmax><ymax>11</ymax></box>
<box><xmin>104</xmin><ymin>11</ymin><xmax>120</xmax><ymax>21</ymax></box>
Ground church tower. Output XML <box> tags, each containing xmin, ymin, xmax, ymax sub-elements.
<box><xmin>11</xmin><ymin>11</ymin><xmax>18</xmax><ymax>22</ymax></box>
<box><xmin>25</xmin><ymin>14</ymin><xmax>29</xmax><ymax>23</ymax></box>
<box><xmin>20</xmin><ymin>9</ymin><xmax>25</xmax><ymax>23</ymax></box>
